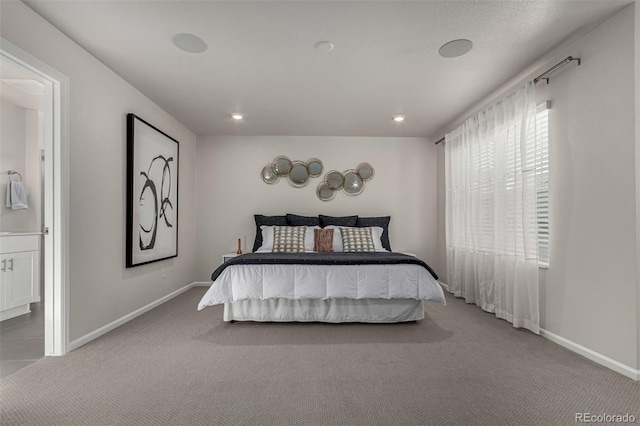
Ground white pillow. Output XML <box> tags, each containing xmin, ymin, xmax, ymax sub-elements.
<box><xmin>323</xmin><ymin>225</ymin><xmax>344</xmax><ymax>251</ymax></box>
<box><xmin>256</xmin><ymin>225</ymin><xmax>275</xmax><ymax>252</ymax></box>
<box><xmin>370</xmin><ymin>226</ymin><xmax>387</xmax><ymax>252</ymax></box>
<box><xmin>304</xmin><ymin>226</ymin><xmax>320</xmax><ymax>251</ymax></box>
<box><xmin>256</xmin><ymin>225</ymin><xmax>319</xmax><ymax>252</ymax></box>
<box><xmin>322</xmin><ymin>226</ymin><xmax>386</xmax><ymax>252</ymax></box>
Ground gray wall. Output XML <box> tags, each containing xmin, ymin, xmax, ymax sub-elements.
<box><xmin>634</xmin><ymin>0</ymin><xmax>640</xmax><ymax>380</ymax></box>
<box><xmin>541</xmin><ymin>6</ymin><xmax>636</xmax><ymax>369</ymax></box>
<box><xmin>1</xmin><ymin>1</ymin><xmax>199</xmax><ymax>342</ymax></box>
<box><xmin>437</xmin><ymin>4</ymin><xmax>639</xmax><ymax>370</ymax></box>
<box><xmin>195</xmin><ymin>135</ymin><xmax>439</xmax><ymax>281</ymax></box>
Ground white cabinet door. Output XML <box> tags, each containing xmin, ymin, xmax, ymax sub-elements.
<box><xmin>10</xmin><ymin>250</ymin><xmax>37</xmax><ymax>307</ymax></box>
<box><xmin>0</xmin><ymin>255</ymin><xmax>12</xmax><ymax>311</ymax></box>
<box><xmin>0</xmin><ymin>235</ymin><xmax>40</xmax><ymax>316</ymax></box>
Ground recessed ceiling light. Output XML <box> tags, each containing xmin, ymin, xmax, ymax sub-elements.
<box><xmin>392</xmin><ymin>115</ymin><xmax>405</xmax><ymax>122</ymax></box>
<box><xmin>231</xmin><ymin>113</ymin><xmax>244</xmax><ymax>120</ymax></box>
<box><xmin>438</xmin><ymin>39</ymin><xmax>473</xmax><ymax>58</ymax></box>
<box><xmin>315</xmin><ymin>41</ymin><xmax>334</xmax><ymax>53</ymax></box>
<box><xmin>173</xmin><ymin>33</ymin><xmax>208</xmax><ymax>53</ymax></box>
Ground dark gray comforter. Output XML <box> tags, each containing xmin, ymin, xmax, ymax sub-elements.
<box><xmin>212</xmin><ymin>252</ymin><xmax>438</xmax><ymax>281</ymax></box>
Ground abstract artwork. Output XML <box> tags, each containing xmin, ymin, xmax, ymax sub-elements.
<box><xmin>126</xmin><ymin>113</ymin><xmax>179</xmax><ymax>267</ymax></box>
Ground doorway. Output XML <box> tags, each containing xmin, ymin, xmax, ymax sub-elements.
<box><xmin>0</xmin><ymin>54</ymin><xmax>46</xmax><ymax>376</ymax></box>
<box><xmin>1</xmin><ymin>39</ymin><xmax>69</xmax><ymax>366</ymax></box>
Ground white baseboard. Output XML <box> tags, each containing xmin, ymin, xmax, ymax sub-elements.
<box><xmin>0</xmin><ymin>304</ymin><xmax>31</xmax><ymax>321</ymax></box>
<box><xmin>440</xmin><ymin>281</ymin><xmax>638</xmax><ymax>381</ymax></box>
<box><xmin>193</xmin><ymin>281</ymin><xmax>212</xmax><ymax>287</ymax></box>
<box><xmin>69</xmin><ymin>282</ymin><xmax>198</xmax><ymax>352</ymax></box>
<box><xmin>540</xmin><ymin>328</ymin><xmax>639</xmax><ymax>381</ymax></box>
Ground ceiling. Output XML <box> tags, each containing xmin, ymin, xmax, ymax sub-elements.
<box><xmin>24</xmin><ymin>0</ymin><xmax>631</xmax><ymax>138</ymax></box>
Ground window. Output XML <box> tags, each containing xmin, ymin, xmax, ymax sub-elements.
<box><xmin>446</xmin><ymin>102</ymin><xmax>550</xmax><ymax>267</ymax></box>
<box><xmin>534</xmin><ymin>106</ymin><xmax>550</xmax><ymax>267</ymax></box>
<box><xmin>503</xmin><ymin>104</ymin><xmax>550</xmax><ymax>266</ymax></box>
<box><xmin>509</xmin><ymin>104</ymin><xmax>550</xmax><ymax>266</ymax></box>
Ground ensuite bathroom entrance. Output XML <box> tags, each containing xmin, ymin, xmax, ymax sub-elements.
<box><xmin>0</xmin><ymin>54</ymin><xmax>46</xmax><ymax>377</ymax></box>
<box><xmin>0</xmin><ymin>43</ymin><xmax>68</xmax><ymax>375</ymax></box>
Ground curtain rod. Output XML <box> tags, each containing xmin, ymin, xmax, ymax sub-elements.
<box><xmin>435</xmin><ymin>55</ymin><xmax>580</xmax><ymax>146</ymax></box>
<box><xmin>534</xmin><ymin>56</ymin><xmax>580</xmax><ymax>84</ymax></box>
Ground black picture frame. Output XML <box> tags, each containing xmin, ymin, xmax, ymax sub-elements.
<box><xmin>126</xmin><ymin>113</ymin><xmax>179</xmax><ymax>267</ymax></box>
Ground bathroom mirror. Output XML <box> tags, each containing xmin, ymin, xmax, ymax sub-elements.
<box><xmin>325</xmin><ymin>170</ymin><xmax>344</xmax><ymax>189</ymax></box>
<box><xmin>273</xmin><ymin>156</ymin><xmax>292</xmax><ymax>176</ymax></box>
<box><xmin>307</xmin><ymin>158</ymin><xmax>324</xmax><ymax>177</ymax></box>
<box><xmin>261</xmin><ymin>163</ymin><xmax>280</xmax><ymax>184</ymax></box>
<box><xmin>342</xmin><ymin>170</ymin><xmax>365</xmax><ymax>196</ymax></box>
<box><xmin>316</xmin><ymin>182</ymin><xmax>336</xmax><ymax>201</ymax></box>
<box><xmin>288</xmin><ymin>161</ymin><xmax>311</xmax><ymax>187</ymax></box>
<box><xmin>357</xmin><ymin>162</ymin><xmax>375</xmax><ymax>181</ymax></box>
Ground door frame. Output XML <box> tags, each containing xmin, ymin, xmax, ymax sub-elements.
<box><xmin>1</xmin><ymin>38</ymin><xmax>69</xmax><ymax>356</ymax></box>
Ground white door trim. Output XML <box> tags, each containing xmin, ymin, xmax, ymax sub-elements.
<box><xmin>1</xmin><ymin>38</ymin><xmax>70</xmax><ymax>356</ymax></box>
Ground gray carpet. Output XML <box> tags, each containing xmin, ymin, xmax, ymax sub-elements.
<box><xmin>1</xmin><ymin>287</ymin><xmax>638</xmax><ymax>425</ymax></box>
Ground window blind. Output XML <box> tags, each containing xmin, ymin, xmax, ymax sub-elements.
<box><xmin>447</xmin><ymin>104</ymin><xmax>550</xmax><ymax>267</ymax></box>
<box><xmin>534</xmin><ymin>107</ymin><xmax>550</xmax><ymax>266</ymax></box>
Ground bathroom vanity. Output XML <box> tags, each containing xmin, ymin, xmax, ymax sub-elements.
<box><xmin>0</xmin><ymin>232</ymin><xmax>40</xmax><ymax>321</ymax></box>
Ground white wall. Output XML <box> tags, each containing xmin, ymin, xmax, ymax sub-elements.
<box><xmin>195</xmin><ymin>135</ymin><xmax>438</xmax><ymax>281</ymax></box>
<box><xmin>1</xmin><ymin>1</ymin><xmax>198</xmax><ymax>341</ymax></box>
<box><xmin>437</xmin><ymin>4</ymin><xmax>638</xmax><ymax>370</ymax></box>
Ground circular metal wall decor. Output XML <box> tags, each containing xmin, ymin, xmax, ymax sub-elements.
<box><xmin>325</xmin><ymin>170</ymin><xmax>344</xmax><ymax>190</ymax></box>
<box><xmin>262</xmin><ymin>156</ymin><xmax>324</xmax><ymax>187</ymax></box>
<box><xmin>307</xmin><ymin>158</ymin><xmax>324</xmax><ymax>177</ymax></box>
<box><xmin>357</xmin><ymin>162</ymin><xmax>375</xmax><ymax>181</ymax></box>
<box><xmin>343</xmin><ymin>170</ymin><xmax>365</xmax><ymax>196</ymax></box>
<box><xmin>262</xmin><ymin>157</ymin><xmax>372</xmax><ymax>201</ymax></box>
<box><xmin>273</xmin><ymin>156</ymin><xmax>292</xmax><ymax>176</ymax></box>
<box><xmin>316</xmin><ymin>162</ymin><xmax>374</xmax><ymax>200</ymax></box>
<box><xmin>261</xmin><ymin>163</ymin><xmax>280</xmax><ymax>184</ymax></box>
<box><xmin>288</xmin><ymin>161</ymin><xmax>311</xmax><ymax>188</ymax></box>
<box><xmin>316</xmin><ymin>181</ymin><xmax>336</xmax><ymax>201</ymax></box>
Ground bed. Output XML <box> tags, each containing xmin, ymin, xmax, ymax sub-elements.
<box><xmin>197</xmin><ymin>214</ymin><xmax>446</xmax><ymax>322</ymax></box>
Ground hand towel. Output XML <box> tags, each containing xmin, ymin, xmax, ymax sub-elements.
<box><xmin>5</xmin><ymin>181</ymin><xmax>28</xmax><ymax>210</ymax></box>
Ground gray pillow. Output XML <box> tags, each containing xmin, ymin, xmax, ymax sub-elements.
<box><xmin>286</xmin><ymin>213</ymin><xmax>320</xmax><ymax>226</ymax></box>
<box><xmin>319</xmin><ymin>215</ymin><xmax>358</xmax><ymax>228</ymax></box>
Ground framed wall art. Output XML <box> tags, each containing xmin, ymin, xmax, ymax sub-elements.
<box><xmin>126</xmin><ymin>113</ymin><xmax>179</xmax><ymax>267</ymax></box>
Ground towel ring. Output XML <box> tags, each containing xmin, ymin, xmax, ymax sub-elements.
<box><xmin>7</xmin><ymin>170</ymin><xmax>22</xmax><ymax>182</ymax></box>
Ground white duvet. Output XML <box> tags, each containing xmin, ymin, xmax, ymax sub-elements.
<box><xmin>197</xmin><ymin>263</ymin><xmax>446</xmax><ymax>310</ymax></box>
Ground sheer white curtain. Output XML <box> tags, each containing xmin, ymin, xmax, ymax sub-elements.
<box><xmin>445</xmin><ymin>82</ymin><xmax>540</xmax><ymax>333</ymax></box>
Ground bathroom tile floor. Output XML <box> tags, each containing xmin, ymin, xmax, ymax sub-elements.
<box><xmin>0</xmin><ymin>303</ymin><xmax>44</xmax><ymax>378</ymax></box>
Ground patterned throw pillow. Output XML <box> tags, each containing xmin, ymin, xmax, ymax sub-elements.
<box><xmin>340</xmin><ymin>227</ymin><xmax>375</xmax><ymax>252</ymax></box>
<box><xmin>272</xmin><ymin>226</ymin><xmax>306</xmax><ymax>252</ymax></box>
<box><xmin>253</xmin><ymin>215</ymin><xmax>287</xmax><ymax>252</ymax></box>
<box><xmin>313</xmin><ymin>228</ymin><xmax>334</xmax><ymax>252</ymax></box>
<box><xmin>356</xmin><ymin>216</ymin><xmax>392</xmax><ymax>251</ymax></box>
